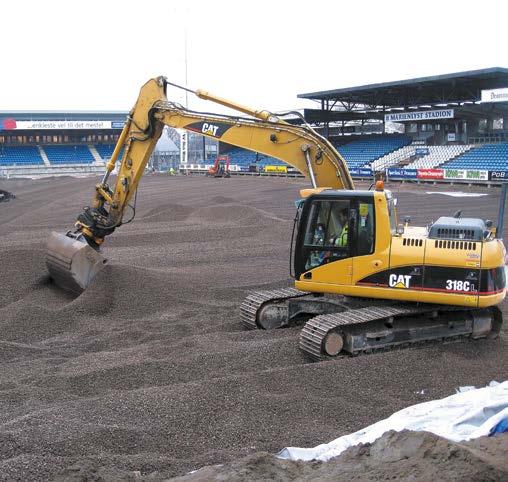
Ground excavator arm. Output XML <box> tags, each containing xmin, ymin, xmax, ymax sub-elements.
<box><xmin>46</xmin><ymin>76</ymin><xmax>354</xmax><ymax>292</ymax></box>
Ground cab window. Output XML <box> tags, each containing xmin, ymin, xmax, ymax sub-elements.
<box><xmin>303</xmin><ymin>200</ymin><xmax>350</xmax><ymax>270</ymax></box>
<box><xmin>357</xmin><ymin>201</ymin><xmax>375</xmax><ymax>256</ymax></box>
<box><xmin>386</xmin><ymin>192</ymin><xmax>397</xmax><ymax>233</ymax></box>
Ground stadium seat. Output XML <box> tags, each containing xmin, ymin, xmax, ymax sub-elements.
<box><xmin>44</xmin><ymin>145</ymin><xmax>95</xmax><ymax>165</ymax></box>
<box><xmin>94</xmin><ymin>144</ymin><xmax>124</xmax><ymax>161</ymax></box>
<box><xmin>0</xmin><ymin>146</ymin><xmax>44</xmax><ymax>166</ymax></box>
<box><xmin>335</xmin><ymin>135</ymin><xmax>411</xmax><ymax>169</ymax></box>
<box><xmin>441</xmin><ymin>142</ymin><xmax>508</xmax><ymax>171</ymax></box>
<box><xmin>226</xmin><ymin>135</ymin><xmax>411</xmax><ymax>171</ymax></box>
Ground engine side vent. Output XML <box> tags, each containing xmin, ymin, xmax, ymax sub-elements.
<box><xmin>428</xmin><ymin>216</ymin><xmax>485</xmax><ymax>241</ymax></box>
<box><xmin>402</xmin><ymin>238</ymin><xmax>423</xmax><ymax>247</ymax></box>
<box><xmin>435</xmin><ymin>227</ymin><xmax>475</xmax><ymax>240</ymax></box>
<box><xmin>434</xmin><ymin>240</ymin><xmax>477</xmax><ymax>250</ymax></box>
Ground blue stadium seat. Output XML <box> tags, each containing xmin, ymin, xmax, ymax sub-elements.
<box><xmin>335</xmin><ymin>135</ymin><xmax>411</xmax><ymax>169</ymax></box>
<box><xmin>44</xmin><ymin>145</ymin><xmax>95</xmax><ymax>164</ymax></box>
<box><xmin>95</xmin><ymin>144</ymin><xmax>124</xmax><ymax>160</ymax></box>
<box><xmin>226</xmin><ymin>135</ymin><xmax>411</xmax><ymax>170</ymax></box>
<box><xmin>226</xmin><ymin>148</ymin><xmax>283</xmax><ymax>168</ymax></box>
<box><xmin>0</xmin><ymin>146</ymin><xmax>44</xmax><ymax>166</ymax></box>
<box><xmin>442</xmin><ymin>142</ymin><xmax>508</xmax><ymax>171</ymax></box>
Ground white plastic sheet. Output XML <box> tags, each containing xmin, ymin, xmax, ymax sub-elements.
<box><xmin>279</xmin><ymin>380</ymin><xmax>508</xmax><ymax>461</ymax></box>
<box><xmin>425</xmin><ymin>191</ymin><xmax>489</xmax><ymax>197</ymax></box>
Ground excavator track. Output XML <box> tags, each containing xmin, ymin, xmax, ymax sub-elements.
<box><xmin>241</xmin><ymin>287</ymin><xmax>502</xmax><ymax>360</ymax></box>
<box><xmin>240</xmin><ymin>288</ymin><xmax>309</xmax><ymax>329</ymax></box>
<box><xmin>299</xmin><ymin>304</ymin><xmax>501</xmax><ymax>361</ymax></box>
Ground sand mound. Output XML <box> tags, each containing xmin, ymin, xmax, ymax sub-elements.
<box><xmin>0</xmin><ymin>263</ymin><xmax>183</xmax><ymax>343</ymax></box>
<box><xmin>208</xmin><ymin>195</ymin><xmax>235</xmax><ymax>204</ymax></box>
<box><xmin>0</xmin><ymin>248</ymin><xmax>47</xmax><ymax>308</ymax></box>
<box><xmin>140</xmin><ymin>203</ymin><xmax>195</xmax><ymax>222</ymax></box>
<box><xmin>173</xmin><ymin>431</ymin><xmax>508</xmax><ymax>481</ymax></box>
<box><xmin>69</xmin><ymin>264</ymin><xmax>182</xmax><ymax>317</ymax></box>
<box><xmin>189</xmin><ymin>204</ymin><xmax>267</xmax><ymax>224</ymax></box>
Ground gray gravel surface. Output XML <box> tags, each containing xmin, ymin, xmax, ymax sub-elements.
<box><xmin>0</xmin><ymin>175</ymin><xmax>506</xmax><ymax>481</ymax></box>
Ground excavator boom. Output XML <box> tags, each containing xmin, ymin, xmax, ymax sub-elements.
<box><xmin>46</xmin><ymin>76</ymin><xmax>353</xmax><ymax>292</ymax></box>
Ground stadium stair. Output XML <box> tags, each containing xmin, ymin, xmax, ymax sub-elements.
<box><xmin>88</xmin><ymin>145</ymin><xmax>103</xmax><ymax>164</ymax></box>
<box><xmin>404</xmin><ymin>145</ymin><xmax>474</xmax><ymax>169</ymax></box>
<box><xmin>371</xmin><ymin>145</ymin><xmax>418</xmax><ymax>171</ymax></box>
<box><xmin>38</xmin><ymin>146</ymin><xmax>51</xmax><ymax>167</ymax></box>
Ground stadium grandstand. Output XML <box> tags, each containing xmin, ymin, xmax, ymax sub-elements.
<box><xmin>0</xmin><ymin>111</ymin><xmax>191</xmax><ymax>177</ymax></box>
<box><xmin>2</xmin><ymin>68</ymin><xmax>507</xmax><ymax>183</ymax></box>
<box><xmin>220</xmin><ymin>67</ymin><xmax>508</xmax><ymax>182</ymax></box>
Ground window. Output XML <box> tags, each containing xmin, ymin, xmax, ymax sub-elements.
<box><xmin>303</xmin><ymin>200</ymin><xmax>350</xmax><ymax>270</ymax></box>
<box><xmin>386</xmin><ymin>192</ymin><xmax>397</xmax><ymax>233</ymax></box>
<box><xmin>357</xmin><ymin>201</ymin><xmax>375</xmax><ymax>256</ymax></box>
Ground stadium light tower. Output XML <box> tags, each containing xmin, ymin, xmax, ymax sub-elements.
<box><xmin>180</xmin><ymin>23</ymin><xmax>189</xmax><ymax>165</ymax></box>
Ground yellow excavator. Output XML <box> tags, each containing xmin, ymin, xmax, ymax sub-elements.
<box><xmin>46</xmin><ymin>77</ymin><xmax>506</xmax><ymax>360</ymax></box>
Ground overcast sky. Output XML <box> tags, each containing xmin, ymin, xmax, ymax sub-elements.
<box><xmin>2</xmin><ymin>0</ymin><xmax>507</xmax><ymax>114</ymax></box>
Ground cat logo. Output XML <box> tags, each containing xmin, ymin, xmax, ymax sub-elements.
<box><xmin>201</xmin><ymin>123</ymin><xmax>220</xmax><ymax>137</ymax></box>
<box><xmin>389</xmin><ymin>274</ymin><xmax>412</xmax><ymax>289</ymax></box>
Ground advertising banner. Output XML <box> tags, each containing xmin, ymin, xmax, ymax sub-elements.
<box><xmin>465</xmin><ymin>170</ymin><xmax>489</xmax><ymax>181</ymax></box>
<box><xmin>264</xmin><ymin>165</ymin><xmax>287</xmax><ymax>173</ymax></box>
<box><xmin>481</xmin><ymin>88</ymin><xmax>508</xmax><ymax>103</ymax></box>
<box><xmin>444</xmin><ymin>169</ymin><xmax>467</xmax><ymax>180</ymax></box>
<box><xmin>417</xmin><ymin>168</ymin><xmax>444</xmax><ymax>180</ymax></box>
<box><xmin>2</xmin><ymin>120</ymin><xmax>113</xmax><ymax>130</ymax></box>
<box><xmin>384</xmin><ymin>109</ymin><xmax>454</xmax><ymax>122</ymax></box>
<box><xmin>349</xmin><ymin>168</ymin><xmax>373</xmax><ymax>177</ymax></box>
<box><xmin>387</xmin><ymin>168</ymin><xmax>418</xmax><ymax>179</ymax></box>
<box><xmin>489</xmin><ymin>171</ymin><xmax>508</xmax><ymax>181</ymax></box>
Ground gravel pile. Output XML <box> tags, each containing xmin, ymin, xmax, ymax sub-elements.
<box><xmin>0</xmin><ymin>175</ymin><xmax>506</xmax><ymax>481</ymax></box>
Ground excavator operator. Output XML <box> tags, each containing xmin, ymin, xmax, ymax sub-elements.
<box><xmin>332</xmin><ymin>208</ymin><xmax>349</xmax><ymax>247</ymax></box>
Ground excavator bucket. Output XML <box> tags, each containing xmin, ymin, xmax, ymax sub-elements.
<box><xmin>46</xmin><ymin>232</ymin><xmax>107</xmax><ymax>293</ymax></box>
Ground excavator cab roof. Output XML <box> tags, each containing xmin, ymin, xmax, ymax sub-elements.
<box><xmin>301</xmin><ymin>189</ymin><xmax>387</xmax><ymax>200</ymax></box>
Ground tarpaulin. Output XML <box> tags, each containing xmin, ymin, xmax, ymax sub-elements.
<box><xmin>279</xmin><ymin>381</ymin><xmax>508</xmax><ymax>461</ymax></box>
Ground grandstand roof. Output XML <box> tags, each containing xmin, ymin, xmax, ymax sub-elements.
<box><xmin>298</xmin><ymin>67</ymin><xmax>508</xmax><ymax>108</ymax></box>
<box><xmin>0</xmin><ymin>111</ymin><xmax>127</xmax><ymax>121</ymax></box>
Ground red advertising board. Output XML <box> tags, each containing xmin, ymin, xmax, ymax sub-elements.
<box><xmin>417</xmin><ymin>168</ymin><xmax>444</xmax><ymax>180</ymax></box>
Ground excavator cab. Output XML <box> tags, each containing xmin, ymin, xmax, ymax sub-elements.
<box><xmin>293</xmin><ymin>191</ymin><xmax>377</xmax><ymax>280</ymax></box>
